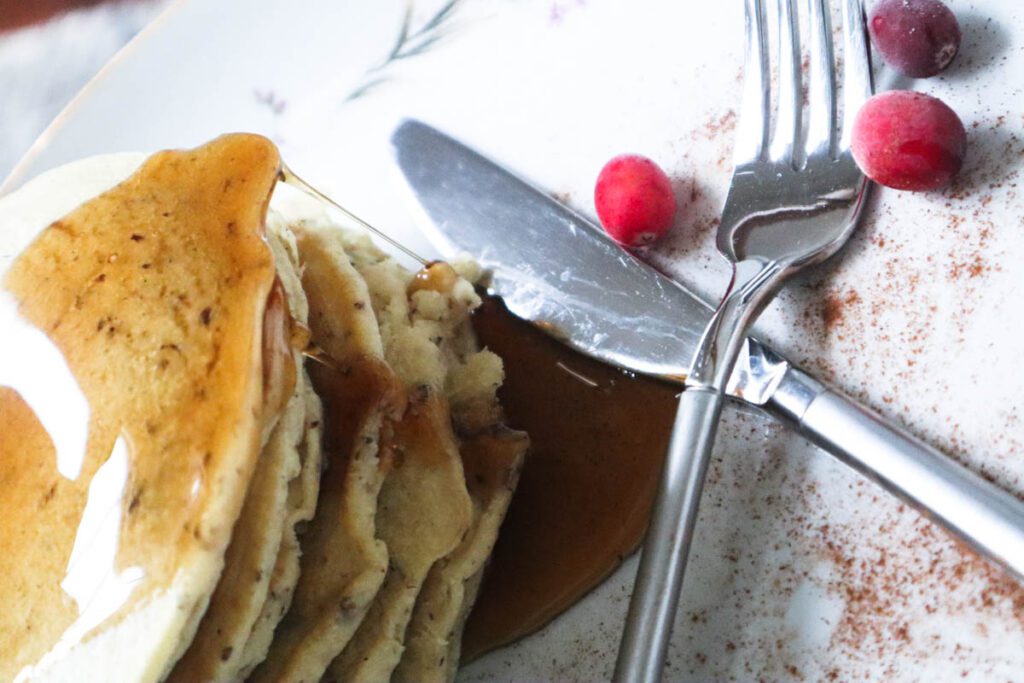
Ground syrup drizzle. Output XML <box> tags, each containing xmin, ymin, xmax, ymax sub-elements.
<box><xmin>14</xmin><ymin>436</ymin><xmax>145</xmax><ymax>682</ymax></box>
<box><xmin>0</xmin><ymin>180</ymin><xmax>135</xmax><ymax>682</ymax></box>
<box><xmin>278</xmin><ymin>166</ymin><xmax>431</xmax><ymax>372</ymax></box>
<box><xmin>0</xmin><ymin>292</ymin><xmax>90</xmax><ymax>481</ymax></box>
<box><xmin>1</xmin><ymin>135</ymin><xmax>284</xmax><ymax>680</ymax></box>
<box><xmin>278</xmin><ymin>164</ymin><xmax>427</xmax><ymax>265</ymax></box>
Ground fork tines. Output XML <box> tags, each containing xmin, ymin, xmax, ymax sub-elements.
<box><xmin>737</xmin><ymin>0</ymin><xmax>873</xmax><ymax>169</ymax></box>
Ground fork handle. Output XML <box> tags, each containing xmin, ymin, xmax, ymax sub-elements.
<box><xmin>770</xmin><ymin>367</ymin><xmax>1024</xmax><ymax>581</ymax></box>
<box><xmin>614</xmin><ymin>387</ymin><xmax>725</xmax><ymax>683</ymax></box>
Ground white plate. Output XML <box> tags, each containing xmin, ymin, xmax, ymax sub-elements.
<box><xmin>5</xmin><ymin>0</ymin><xmax>1024</xmax><ymax>680</ymax></box>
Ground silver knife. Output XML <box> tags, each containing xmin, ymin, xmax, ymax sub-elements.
<box><xmin>391</xmin><ymin>118</ymin><xmax>1024</xmax><ymax>582</ymax></box>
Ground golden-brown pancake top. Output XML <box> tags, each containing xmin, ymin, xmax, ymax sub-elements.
<box><xmin>0</xmin><ymin>134</ymin><xmax>282</xmax><ymax>680</ymax></box>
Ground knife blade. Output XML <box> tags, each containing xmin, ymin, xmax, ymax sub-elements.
<box><xmin>390</xmin><ymin>119</ymin><xmax>711</xmax><ymax>381</ymax></box>
<box><xmin>391</xmin><ymin>118</ymin><xmax>1024</xmax><ymax>583</ymax></box>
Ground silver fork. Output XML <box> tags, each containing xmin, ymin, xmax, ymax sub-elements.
<box><xmin>614</xmin><ymin>0</ymin><xmax>872</xmax><ymax>680</ymax></box>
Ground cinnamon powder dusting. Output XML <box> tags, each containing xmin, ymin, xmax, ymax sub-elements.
<box><xmin>821</xmin><ymin>289</ymin><xmax>861</xmax><ymax>332</ymax></box>
<box><xmin>692</xmin><ymin>109</ymin><xmax>737</xmax><ymax>141</ymax></box>
<box><xmin>577</xmin><ymin>14</ymin><xmax>1024</xmax><ymax>677</ymax></box>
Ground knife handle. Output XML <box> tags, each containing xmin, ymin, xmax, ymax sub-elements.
<box><xmin>768</xmin><ymin>366</ymin><xmax>1024</xmax><ymax>581</ymax></box>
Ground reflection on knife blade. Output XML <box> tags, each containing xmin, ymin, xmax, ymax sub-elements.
<box><xmin>390</xmin><ymin>118</ymin><xmax>714</xmax><ymax>383</ymax></box>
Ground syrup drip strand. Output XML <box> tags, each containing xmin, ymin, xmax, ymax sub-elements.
<box><xmin>278</xmin><ymin>162</ymin><xmax>428</xmax><ymax>371</ymax></box>
<box><xmin>279</xmin><ymin>164</ymin><xmax>427</xmax><ymax>265</ymax></box>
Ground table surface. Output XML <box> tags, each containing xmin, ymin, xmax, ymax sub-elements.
<box><xmin>0</xmin><ymin>0</ymin><xmax>166</xmax><ymax>179</ymax></box>
<box><xmin>0</xmin><ymin>0</ymin><xmax>104</xmax><ymax>33</ymax></box>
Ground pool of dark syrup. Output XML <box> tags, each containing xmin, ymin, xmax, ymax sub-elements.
<box><xmin>463</xmin><ymin>294</ymin><xmax>681</xmax><ymax>660</ymax></box>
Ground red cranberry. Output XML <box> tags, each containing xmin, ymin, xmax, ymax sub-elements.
<box><xmin>851</xmin><ymin>91</ymin><xmax>966</xmax><ymax>191</ymax></box>
<box><xmin>869</xmin><ymin>0</ymin><xmax>961</xmax><ymax>78</ymax></box>
<box><xmin>594</xmin><ymin>155</ymin><xmax>677</xmax><ymax>247</ymax></box>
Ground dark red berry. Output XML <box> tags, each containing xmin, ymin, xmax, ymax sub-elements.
<box><xmin>594</xmin><ymin>155</ymin><xmax>677</xmax><ymax>247</ymax></box>
<box><xmin>869</xmin><ymin>0</ymin><xmax>961</xmax><ymax>78</ymax></box>
<box><xmin>851</xmin><ymin>91</ymin><xmax>966</xmax><ymax>191</ymax></box>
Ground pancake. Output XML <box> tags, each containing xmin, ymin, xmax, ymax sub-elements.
<box><xmin>0</xmin><ymin>135</ymin><xmax>289</xmax><ymax>682</ymax></box>
<box><xmin>249</xmin><ymin>219</ymin><xmax>405</xmax><ymax>683</ymax></box>
<box><xmin>394</xmin><ymin>428</ymin><xmax>527</xmax><ymax>683</ymax></box>
<box><xmin>239</xmin><ymin>221</ymin><xmax>326</xmax><ymax>676</ymax></box>
<box><xmin>235</xmin><ymin>378</ymin><xmax>322</xmax><ymax>679</ymax></box>
<box><xmin>392</xmin><ymin>264</ymin><xmax>529</xmax><ymax>683</ymax></box>
<box><xmin>166</xmin><ymin>217</ymin><xmax>314</xmax><ymax>683</ymax></box>
<box><xmin>324</xmin><ymin>239</ymin><xmax>476</xmax><ymax>683</ymax></box>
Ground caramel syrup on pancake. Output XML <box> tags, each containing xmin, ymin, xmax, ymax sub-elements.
<box><xmin>0</xmin><ymin>135</ymin><xmax>287</xmax><ymax>680</ymax></box>
<box><xmin>306</xmin><ymin>353</ymin><xmax>404</xmax><ymax>477</ymax></box>
<box><xmin>462</xmin><ymin>295</ymin><xmax>680</xmax><ymax>660</ymax></box>
<box><xmin>407</xmin><ymin>261</ymin><xmax>459</xmax><ymax>296</ymax></box>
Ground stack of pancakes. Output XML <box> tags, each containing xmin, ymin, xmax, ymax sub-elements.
<box><xmin>0</xmin><ymin>134</ymin><xmax>528</xmax><ymax>683</ymax></box>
